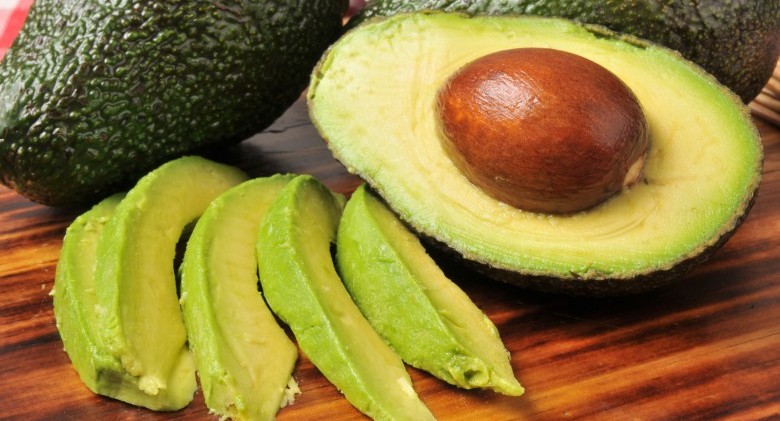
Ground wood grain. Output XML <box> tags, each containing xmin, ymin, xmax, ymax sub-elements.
<box><xmin>749</xmin><ymin>60</ymin><xmax>780</xmax><ymax>126</ymax></box>
<box><xmin>0</xmin><ymin>99</ymin><xmax>778</xmax><ymax>420</ymax></box>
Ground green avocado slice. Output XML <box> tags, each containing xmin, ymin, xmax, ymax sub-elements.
<box><xmin>308</xmin><ymin>12</ymin><xmax>763</xmax><ymax>294</ymax></box>
<box><xmin>54</xmin><ymin>193</ymin><xmax>172</xmax><ymax>408</ymax></box>
<box><xmin>257</xmin><ymin>175</ymin><xmax>435</xmax><ymax>420</ymax></box>
<box><xmin>180</xmin><ymin>175</ymin><xmax>299</xmax><ymax>420</ymax></box>
<box><xmin>336</xmin><ymin>184</ymin><xmax>523</xmax><ymax>396</ymax></box>
<box><xmin>95</xmin><ymin>156</ymin><xmax>248</xmax><ymax>409</ymax></box>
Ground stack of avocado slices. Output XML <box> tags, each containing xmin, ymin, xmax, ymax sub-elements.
<box><xmin>54</xmin><ymin>157</ymin><xmax>248</xmax><ymax>411</ymax></box>
<box><xmin>55</xmin><ymin>157</ymin><xmax>525</xmax><ymax>420</ymax></box>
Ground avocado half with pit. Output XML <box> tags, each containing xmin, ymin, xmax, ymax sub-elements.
<box><xmin>307</xmin><ymin>12</ymin><xmax>763</xmax><ymax>295</ymax></box>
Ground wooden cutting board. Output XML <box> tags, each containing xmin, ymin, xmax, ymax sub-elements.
<box><xmin>1</xmin><ymin>99</ymin><xmax>778</xmax><ymax>420</ymax></box>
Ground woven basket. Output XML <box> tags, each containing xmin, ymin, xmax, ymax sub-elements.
<box><xmin>750</xmin><ymin>60</ymin><xmax>780</xmax><ymax>126</ymax></box>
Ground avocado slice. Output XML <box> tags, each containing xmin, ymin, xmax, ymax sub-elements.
<box><xmin>308</xmin><ymin>12</ymin><xmax>763</xmax><ymax>295</ymax></box>
<box><xmin>257</xmin><ymin>175</ymin><xmax>435</xmax><ymax>420</ymax></box>
<box><xmin>95</xmin><ymin>156</ymin><xmax>248</xmax><ymax>409</ymax></box>
<box><xmin>0</xmin><ymin>0</ymin><xmax>346</xmax><ymax>206</ymax></box>
<box><xmin>54</xmin><ymin>194</ymin><xmax>174</xmax><ymax>408</ymax></box>
<box><xmin>337</xmin><ymin>184</ymin><xmax>523</xmax><ymax>396</ymax></box>
<box><xmin>180</xmin><ymin>175</ymin><xmax>298</xmax><ymax>420</ymax></box>
<box><xmin>352</xmin><ymin>0</ymin><xmax>779</xmax><ymax>103</ymax></box>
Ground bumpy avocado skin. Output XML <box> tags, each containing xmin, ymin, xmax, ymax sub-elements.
<box><xmin>0</xmin><ymin>0</ymin><xmax>347</xmax><ymax>206</ymax></box>
<box><xmin>353</xmin><ymin>0</ymin><xmax>779</xmax><ymax>103</ymax></box>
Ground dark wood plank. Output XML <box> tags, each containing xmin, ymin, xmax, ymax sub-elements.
<box><xmin>0</xmin><ymin>99</ymin><xmax>778</xmax><ymax>420</ymax></box>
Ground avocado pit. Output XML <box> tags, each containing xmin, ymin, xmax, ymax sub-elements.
<box><xmin>436</xmin><ymin>48</ymin><xmax>649</xmax><ymax>213</ymax></box>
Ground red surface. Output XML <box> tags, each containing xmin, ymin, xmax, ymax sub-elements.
<box><xmin>0</xmin><ymin>0</ymin><xmax>31</xmax><ymax>57</ymax></box>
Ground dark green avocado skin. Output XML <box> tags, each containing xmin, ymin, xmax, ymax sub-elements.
<box><xmin>0</xmin><ymin>0</ymin><xmax>346</xmax><ymax>207</ymax></box>
<box><xmin>353</xmin><ymin>0</ymin><xmax>779</xmax><ymax>104</ymax></box>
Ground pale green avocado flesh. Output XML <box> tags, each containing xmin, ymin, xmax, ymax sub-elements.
<box><xmin>53</xmin><ymin>194</ymin><xmax>173</xmax><ymax>408</ymax></box>
<box><xmin>94</xmin><ymin>156</ymin><xmax>248</xmax><ymax>409</ymax></box>
<box><xmin>308</xmin><ymin>12</ymin><xmax>763</xmax><ymax>292</ymax></box>
<box><xmin>337</xmin><ymin>184</ymin><xmax>523</xmax><ymax>396</ymax></box>
<box><xmin>180</xmin><ymin>175</ymin><xmax>298</xmax><ymax>420</ymax></box>
<box><xmin>257</xmin><ymin>175</ymin><xmax>435</xmax><ymax>420</ymax></box>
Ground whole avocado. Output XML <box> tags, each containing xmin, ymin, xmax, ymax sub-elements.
<box><xmin>0</xmin><ymin>0</ymin><xmax>347</xmax><ymax>207</ymax></box>
<box><xmin>352</xmin><ymin>0</ymin><xmax>779</xmax><ymax>103</ymax></box>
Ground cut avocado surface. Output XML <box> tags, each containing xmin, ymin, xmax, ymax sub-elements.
<box><xmin>337</xmin><ymin>184</ymin><xmax>523</xmax><ymax>395</ymax></box>
<box><xmin>308</xmin><ymin>12</ymin><xmax>763</xmax><ymax>294</ymax></box>
<box><xmin>53</xmin><ymin>193</ymin><xmax>179</xmax><ymax>408</ymax></box>
<box><xmin>257</xmin><ymin>175</ymin><xmax>435</xmax><ymax>420</ymax></box>
<box><xmin>180</xmin><ymin>175</ymin><xmax>298</xmax><ymax>420</ymax></box>
<box><xmin>353</xmin><ymin>0</ymin><xmax>780</xmax><ymax>103</ymax></box>
<box><xmin>94</xmin><ymin>156</ymin><xmax>247</xmax><ymax>408</ymax></box>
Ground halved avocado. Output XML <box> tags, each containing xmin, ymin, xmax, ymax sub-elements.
<box><xmin>95</xmin><ymin>156</ymin><xmax>247</xmax><ymax>408</ymax></box>
<box><xmin>337</xmin><ymin>184</ymin><xmax>523</xmax><ymax>396</ymax></box>
<box><xmin>180</xmin><ymin>175</ymin><xmax>298</xmax><ymax>420</ymax></box>
<box><xmin>308</xmin><ymin>12</ymin><xmax>763</xmax><ymax>295</ymax></box>
<box><xmin>257</xmin><ymin>175</ymin><xmax>435</xmax><ymax>420</ymax></box>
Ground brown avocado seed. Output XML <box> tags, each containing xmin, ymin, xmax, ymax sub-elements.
<box><xmin>436</xmin><ymin>48</ymin><xmax>649</xmax><ymax>214</ymax></box>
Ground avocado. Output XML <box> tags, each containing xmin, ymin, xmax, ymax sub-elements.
<box><xmin>0</xmin><ymin>0</ymin><xmax>346</xmax><ymax>207</ymax></box>
<box><xmin>256</xmin><ymin>175</ymin><xmax>435</xmax><ymax>420</ymax></box>
<box><xmin>352</xmin><ymin>0</ymin><xmax>779</xmax><ymax>103</ymax></box>
<box><xmin>95</xmin><ymin>156</ymin><xmax>247</xmax><ymax>408</ymax></box>
<box><xmin>180</xmin><ymin>175</ymin><xmax>298</xmax><ymax>420</ymax></box>
<box><xmin>54</xmin><ymin>193</ymin><xmax>183</xmax><ymax>409</ymax></box>
<box><xmin>337</xmin><ymin>184</ymin><xmax>523</xmax><ymax>396</ymax></box>
<box><xmin>308</xmin><ymin>12</ymin><xmax>763</xmax><ymax>295</ymax></box>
